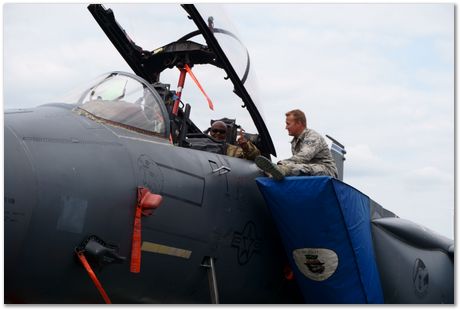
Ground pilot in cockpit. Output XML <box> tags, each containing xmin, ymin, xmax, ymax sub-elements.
<box><xmin>209</xmin><ymin>120</ymin><xmax>260</xmax><ymax>160</ymax></box>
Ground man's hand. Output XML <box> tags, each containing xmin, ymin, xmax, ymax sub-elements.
<box><xmin>236</xmin><ymin>128</ymin><xmax>248</xmax><ymax>150</ymax></box>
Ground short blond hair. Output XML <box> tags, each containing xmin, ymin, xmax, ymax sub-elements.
<box><xmin>285</xmin><ymin>109</ymin><xmax>306</xmax><ymax>127</ymax></box>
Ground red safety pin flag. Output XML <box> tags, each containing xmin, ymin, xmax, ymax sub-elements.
<box><xmin>130</xmin><ymin>187</ymin><xmax>163</xmax><ymax>273</ymax></box>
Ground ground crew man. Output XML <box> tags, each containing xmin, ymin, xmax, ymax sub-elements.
<box><xmin>209</xmin><ymin>120</ymin><xmax>260</xmax><ymax>160</ymax></box>
<box><xmin>255</xmin><ymin>109</ymin><xmax>337</xmax><ymax>180</ymax></box>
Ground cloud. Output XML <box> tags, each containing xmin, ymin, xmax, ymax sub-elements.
<box><xmin>345</xmin><ymin>144</ymin><xmax>390</xmax><ymax>177</ymax></box>
<box><xmin>403</xmin><ymin>166</ymin><xmax>453</xmax><ymax>191</ymax></box>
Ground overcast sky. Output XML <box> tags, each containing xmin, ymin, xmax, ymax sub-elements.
<box><xmin>3</xmin><ymin>3</ymin><xmax>454</xmax><ymax>238</ymax></box>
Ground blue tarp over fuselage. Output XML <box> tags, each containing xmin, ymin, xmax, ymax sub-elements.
<box><xmin>256</xmin><ymin>176</ymin><xmax>384</xmax><ymax>304</ymax></box>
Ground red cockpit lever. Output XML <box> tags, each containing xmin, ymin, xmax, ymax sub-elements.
<box><xmin>172</xmin><ymin>68</ymin><xmax>187</xmax><ymax>116</ymax></box>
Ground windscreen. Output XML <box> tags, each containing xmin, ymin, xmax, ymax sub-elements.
<box><xmin>58</xmin><ymin>72</ymin><xmax>167</xmax><ymax>137</ymax></box>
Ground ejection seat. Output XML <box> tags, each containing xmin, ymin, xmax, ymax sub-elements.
<box><xmin>326</xmin><ymin>135</ymin><xmax>346</xmax><ymax>181</ymax></box>
<box><xmin>204</xmin><ymin>118</ymin><xmax>261</xmax><ymax>149</ymax></box>
<box><xmin>186</xmin><ymin>118</ymin><xmax>238</xmax><ymax>154</ymax></box>
<box><xmin>186</xmin><ymin>117</ymin><xmax>261</xmax><ymax>156</ymax></box>
<box><xmin>203</xmin><ymin>118</ymin><xmax>238</xmax><ymax>144</ymax></box>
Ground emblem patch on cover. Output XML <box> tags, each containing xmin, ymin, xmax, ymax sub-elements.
<box><xmin>292</xmin><ymin>248</ymin><xmax>338</xmax><ymax>281</ymax></box>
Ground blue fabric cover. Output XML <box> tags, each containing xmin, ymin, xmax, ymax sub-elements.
<box><xmin>256</xmin><ymin>176</ymin><xmax>383</xmax><ymax>304</ymax></box>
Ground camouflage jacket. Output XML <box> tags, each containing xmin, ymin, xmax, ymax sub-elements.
<box><xmin>226</xmin><ymin>140</ymin><xmax>260</xmax><ymax>160</ymax></box>
<box><xmin>279</xmin><ymin>128</ymin><xmax>337</xmax><ymax>173</ymax></box>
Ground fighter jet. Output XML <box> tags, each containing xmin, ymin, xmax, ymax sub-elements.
<box><xmin>4</xmin><ymin>4</ymin><xmax>453</xmax><ymax>304</ymax></box>
<box><xmin>5</xmin><ymin>4</ymin><xmax>302</xmax><ymax>303</ymax></box>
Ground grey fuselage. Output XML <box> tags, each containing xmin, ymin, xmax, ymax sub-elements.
<box><xmin>5</xmin><ymin>103</ymin><xmax>301</xmax><ymax>303</ymax></box>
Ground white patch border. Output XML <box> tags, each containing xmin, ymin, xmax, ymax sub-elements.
<box><xmin>292</xmin><ymin>247</ymin><xmax>339</xmax><ymax>282</ymax></box>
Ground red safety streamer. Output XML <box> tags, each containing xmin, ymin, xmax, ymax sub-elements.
<box><xmin>76</xmin><ymin>251</ymin><xmax>112</xmax><ymax>304</ymax></box>
<box><xmin>183</xmin><ymin>64</ymin><xmax>214</xmax><ymax>111</ymax></box>
<box><xmin>130</xmin><ymin>187</ymin><xmax>163</xmax><ymax>273</ymax></box>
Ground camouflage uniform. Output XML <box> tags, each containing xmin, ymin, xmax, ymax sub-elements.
<box><xmin>278</xmin><ymin>128</ymin><xmax>338</xmax><ymax>178</ymax></box>
<box><xmin>227</xmin><ymin>140</ymin><xmax>260</xmax><ymax>160</ymax></box>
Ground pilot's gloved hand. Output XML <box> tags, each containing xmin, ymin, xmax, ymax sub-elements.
<box><xmin>236</xmin><ymin>129</ymin><xmax>249</xmax><ymax>149</ymax></box>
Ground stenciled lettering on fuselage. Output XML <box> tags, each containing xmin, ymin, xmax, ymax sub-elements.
<box><xmin>292</xmin><ymin>248</ymin><xmax>338</xmax><ymax>281</ymax></box>
<box><xmin>231</xmin><ymin>221</ymin><xmax>261</xmax><ymax>265</ymax></box>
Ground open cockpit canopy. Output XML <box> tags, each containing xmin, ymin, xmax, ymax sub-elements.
<box><xmin>80</xmin><ymin>4</ymin><xmax>275</xmax><ymax>155</ymax></box>
<box><xmin>182</xmin><ymin>4</ymin><xmax>275</xmax><ymax>156</ymax></box>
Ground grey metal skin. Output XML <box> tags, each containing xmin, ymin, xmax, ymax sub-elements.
<box><xmin>370</xmin><ymin>202</ymin><xmax>454</xmax><ymax>304</ymax></box>
<box><xmin>5</xmin><ymin>93</ymin><xmax>454</xmax><ymax>305</ymax></box>
<box><xmin>5</xmin><ymin>102</ymin><xmax>302</xmax><ymax>303</ymax></box>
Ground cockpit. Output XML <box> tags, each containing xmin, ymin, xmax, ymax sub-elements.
<box><xmin>58</xmin><ymin>4</ymin><xmax>277</xmax><ymax>158</ymax></box>
<box><xmin>61</xmin><ymin>70</ymin><xmax>262</xmax><ymax>158</ymax></box>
